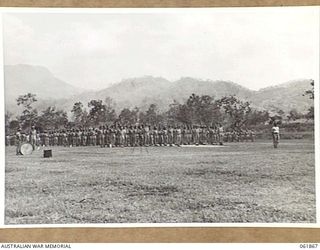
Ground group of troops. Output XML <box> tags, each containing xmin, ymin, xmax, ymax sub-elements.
<box><xmin>7</xmin><ymin>124</ymin><xmax>256</xmax><ymax>149</ymax></box>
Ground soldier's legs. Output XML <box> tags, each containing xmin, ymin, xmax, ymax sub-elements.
<box><xmin>176</xmin><ymin>135</ymin><xmax>181</xmax><ymax>146</ymax></box>
<box><xmin>16</xmin><ymin>141</ymin><xmax>21</xmax><ymax>155</ymax></box>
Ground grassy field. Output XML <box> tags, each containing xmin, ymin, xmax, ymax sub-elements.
<box><xmin>5</xmin><ymin>139</ymin><xmax>315</xmax><ymax>224</ymax></box>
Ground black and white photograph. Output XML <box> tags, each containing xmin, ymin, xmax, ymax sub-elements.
<box><xmin>1</xmin><ymin>7</ymin><xmax>319</xmax><ymax>225</ymax></box>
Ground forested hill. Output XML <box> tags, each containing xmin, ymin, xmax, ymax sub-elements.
<box><xmin>4</xmin><ymin>64</ymin><xmax>314</xmax><ymax>115</ymax></box>
<box><xmin>5</xmin><ymin>64</ymin><xmax>82</xmax><ymax>100</ymax></box>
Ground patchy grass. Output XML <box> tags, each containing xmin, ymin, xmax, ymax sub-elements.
<box><xmin>5</xmin><ymin>139</ymin><xmax>315</xmax><ymax>224</ymax></box>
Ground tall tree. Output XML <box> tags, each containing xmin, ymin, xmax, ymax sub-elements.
<box><xmin>246</xmin><ymin>110</ymin><xmax>269</xmax><ymax>126</ymax></box>
<box><xmin>186</xmin><ymin>93</ymin><xmax>201</xmax><ymax>124</ymax></box>
<box><xmin>303</xmin><ymin>80</ymin><xmax>314</xmax><ymax>100</ymax></box>
<box><xmin>118</xmin><ymin>107</ymin><xmax>139</xmax><ymax>125</ymax></box>
<box><xmin>88</xmin><ymin>100</ymin><xmax>108</xmax><ymax>125</ymax></box>
<box><xmin>175</xmin><ymin>104</ymin><xmax>193</xmax><ymax>125</ymax></box>
<box><xmin>287</xmin><ymin>109</ymin><xmax>303</xmax><ymax>121</ymax></box>
<box><xmin>71</xmin><ymin>102</ymin><xmax>84</xmax><ymax>125</ymax></box>
<box><xmin>80</xmin><ymin>109</ymin><xmax>91</xmax><ymax>127</ymax></box>
<box><xmin>38</xmin><ymin>106</ymin><xmax>68</xmax><ymax>130</ymax></box>
<box><xmin>16</xmin><ymin>93</ymin><xmax>38</xmax><ymax>130</ymax></box>
<box><xmin>5</xmin><ymin>111</ymin><xmax>12</xmax><ymax>134</ymax></box>
<box><xmin>303</xmin><ymin>80</ymin><xmax>314</xmax><ymax>120</ymax></box>
<box><xmin>166</xmin><ymin>100</ymin><xmax>181</xmax><ymax>125</ymax></box>
<box><xmin>104</xmin><ymin>97</ymin><xmax>117</xmax><ymax>124</ymax></box>
<box><xmin>9</xmin><ymin>120</ymin><xmax>20</xmax><ymax>132</ymax></box>
<box><xmin>17</xmin><ymin>93</ymin><xmax>37</xmax><ymax>110</ymax></box>
<box><xmin>216</xmin><ymin>95</ymin><xmax>252</xmax><ymax>129</ymax></box>
<box><xmin>144</xmin><ymin>104</ymin><xmax>161</xmax><ymax>125</ymax></box>
<box><xmin>306</xmin><ymin>106</ymin><xmax>314</xmax><ymax>120</ymax></box>
<box><xmin>185</xmin><ymin>94</ymin><xmax>221</xmax><ymax>126</ymax></box>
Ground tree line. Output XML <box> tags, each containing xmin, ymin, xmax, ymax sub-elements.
<box><xmin>5</xmin><ymin>81</ymin><xmax>314</xmax><ymax>133</ymax></box>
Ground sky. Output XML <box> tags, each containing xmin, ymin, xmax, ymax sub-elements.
<box><xmin>2</xmin><ymin>7</ymin><xmax>319</xmax><ymax>90</ymax></box>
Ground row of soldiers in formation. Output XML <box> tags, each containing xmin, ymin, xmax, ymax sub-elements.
<box><xmin>8</xmin><ymin>124</ymin><xmax>256</xmax><ymax>148</ymax></box>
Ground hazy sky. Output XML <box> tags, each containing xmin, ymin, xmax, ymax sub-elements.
<box><xmin>2</xmin><ymin>7</ymin><xmax>319</xmax><ymax>90</ymax></box>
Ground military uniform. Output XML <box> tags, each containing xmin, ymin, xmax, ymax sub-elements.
<box><xmin>193</xmin><ymin>126</ymin><xmax>200</xmax><ymax>145</ymax></box>
<box><xmin>167</xmin><ymin>126</ymin><xmax>173</xmax><ymax>146</ymax></box>
<box><xmin>43</xmin><ymin>131</ymin><xmax>49</xmax><ymax>147</ymax></box>
<box><xmin>144</xmin><ymin>125</ymin><xmax>150</xmax><ymax>146</ymax></box>
<box><xmin>120</xmin><ymin>127</ymin><xmax>126</xmax><ymax>147</ymax></box>
<box><xmin>30</xmin><ymin>127</ymin><xmax>37</xmax><ymax>149</ymax></box>
<box><xmin>175</xmin><ymin>127</ymin><xmax>182</xmax><ymax>146</ymax></box>
<box><xmin>15</xmin><ymin>130</ymin><xmax>22</xmax><ymax>155</ymax></box>
<box><xmin>163</xmin><ymin>127</ymin><xmax>168</xmax><ymax>146</ymax></box>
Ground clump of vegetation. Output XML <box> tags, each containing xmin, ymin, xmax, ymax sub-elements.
<box><xmin>5</xmin><ymin>80</ymin><xmax>314</xmax><ymax>138</ymax></box>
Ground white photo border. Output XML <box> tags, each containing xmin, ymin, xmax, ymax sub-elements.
<box><xmin>0</xmin><ymin>6</ymin><xmax>319</xmax><ymax>228</ymax></box>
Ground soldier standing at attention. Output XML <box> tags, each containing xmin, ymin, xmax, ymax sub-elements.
<box><xmin>186</xmin><ymin>125</ymin><xmax>191</xmax><ymax>145</ymax></box>
<box><xmin>144</xmin><ymin>125</ymin><xmax>150</xmax><ymax>146</ymax></box>
<box><xmin>125</xmin><ymin>125</ymin><xmax>130</xmax><ymax>147</ymax></box>
<box><xmin>153</xmin><ymin>126</ymin><xmax>158</xmax><ymax>146</ymax></box>
<box><xmin>239</xmin><ymin>129</ymin><xmax>244</xmax><ymax>142</ymax></box>
<box><xmin>208</xmin><ymin>126</ymin><xmax>213</xmax><ymax>145</ymax></box>
<box><xmin>76</xmin><ymin>129</ymin><xmax>82</xmax><ymax>146</ymax></box>
<box><xmin>52</xmin><ymin>130</ymin><xmax>56</xmax><ymax>146</ymax></box>
<box><xmin>132</xmin><ymin>125</ymin><xmax>137</xmax><ymax>147</ymax></box>
<box><xmin>61</xmin><ymin>130</ymin><xmax>66</xmax><ymax>147</ymax></box>
<box><xmin>163</xmin><ymin>126</ymin><xmax>168</xmax><ymax>146</ymax></box>
<box><xmin>199</xmin><ymin>126</ymin><xmax>204</xmax><ymax>145</ymax></box>
<box><xmin>225</xmin><ymin>129</ymin><xmax>230</xmax><ymax>143</ymax></box>
<box><xmin>193</xmin><ymin>125</ymin><xmax>200</xmax><ymax>146</ymax></box>
<box><xmin>127</xmin><ymin>125</ymin><xmax>133</xmax><ymax>147</ymax></box>
<box><xmin>81</xmin><ymin>129</ymin><xmax>86</xmax><ymax>146</ymax></box>
<box><xmin>102</xmin><ymin>126</ymin><xmax>107</xmax><ymax>147</ymax></box>
<box><xmin>120</xmin><ymin>126</ymin><xmax>126</xmax><ymax>147</ymax></box>
<box><xmin>66</xmin><ymin>129</ymin><xmax>71</xmax><ymax>147</ymax></box>
<box><xmin>88</xmin><ymin>128</ymin><xmax>93</xmax><ymax>146</ymax></box>
<box><xmin>176</xmin><ymin>126</ymin><xmax>182</xmax><ymax>147</ymax></box>
<box><xmin>43</xmin><ymin>130</ymin><xmax>49</xmax><ymax>147</ymax></box>
<box><xmin>30</xmin><ymin>125</ymin><xmax>37</xmax><ymax>149</ymax></box>
<box><xmin>57</xmin><ymin>130</ymin><xmax>62</xmax><ymax>146</ymax></box>
<box><xmin>93</xmin><ymin>128</ymin><xmax>98</xmax><ymax>146</ymax></box>
<box><xmin>231</xmin><ymin>130</ymin><xmax>235</xmax><ymax>142</ymax></box>
<box><xmin>149</xmin><ymin>126</ymin><xmax>154</xmax><ymax>146</ymax></box>
<box><xmin>96</xmin><ymin>126</ymin><xmax>101</xmax><ymax>146</ymax></box>
<box><xmin>48</xmin><ymin>131</ymin><xmax>52</xmax><ymax>146</ymax></box>
<box><xmin>245</xmin><ymin>129</ymin><xmax>250</xmax><ymax>142</ymax></box>
<box><xmin>218</xmin><ymin>124</ymin><xmax>224</xmax><ymax>145</ymax></box>
<box><xmin>110</xmin><ymin>125</ymin><xmax>116</xmax><ymax>147</ymax></box>
<box><xmin>100</xmin><ymin>126</ymin><xmax>105</xmax><ymax>146</ymax></box>
<box><xmin>114</xmin><ymin>125</ymin><xmax>120</xmax><ymax>147</ymax></box>
<box><xmin>103</xmin><ymin>125</ymin><xmax>108</xmax><ymax>146</ymax></box>
<box><xmin>53</xmin><ymin>130</ymin><xmax>59</xmax><ymax>146</ymax></box>
<box><xmin>74</xmin><ymin>129</ymin><xmax>79</xmax><ymax>146</ymax></box>
<box><xmin>191</xmin><ymin>125</ymin><xmax>196</xmax><ymax>145</ymax></box>
<box><xmin>36</xmin><ymin>130</ymin><xmax>41</xmax><ymax>147</ymax></box>
<box><xmin>167</xmin><ymin>125</ymin><xmax>173</xmax><ymax>146</ymax></box>
<box><xmin>138</xmin><ymin>125</ymin><xmax>143</xmax><ymax>146</ymax></box>
<box><xmin>249</xmin><ymin>129</ymin><xmax>255</xmax><ymax>142</ymax></box>
<box><xmin>272</xmin><ymin>122</ymin><xmax>280</xmax><ymax>148</ymax></box>
<box><xmin>86</xmin><ymin>128</ymin><xmax>91</xmax><ymax>146</ymax></box>
<box><xmin>158</xmin><ymin>126</ymin><xmax>163</xmax><ymax>146</ymax></box>
<box><xmin>72</xmin><ymin>129</ymin><xmax>77</xmax><ymax>147</ymax></box>
<box><xmin>181</xmin><ymin>126</ymin><xmax>186</xmax><ymax>145</ymax></box>
<box><xmin>137</xmin><ymin>125</ymin><xmax>143</xmax><ymax>146</ymax></box>
<box><xmin>15</xmin><ymin>128</ymin><xmax>22</xmax><ymax>155</ymax></box>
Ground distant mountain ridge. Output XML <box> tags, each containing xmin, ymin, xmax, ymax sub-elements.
<box><xmin>4</xmin><ymin>65</ymin><xmax>314</xmax><ymax>116</ymax></box>
<box><xmin>4</xmin><ymin>64</ymin><xmax>82</xmax><ymax>100</ymax></box>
